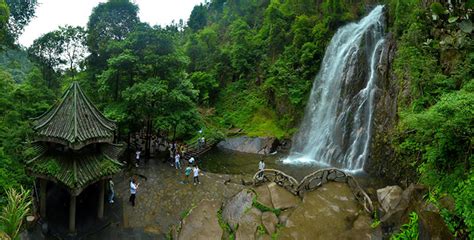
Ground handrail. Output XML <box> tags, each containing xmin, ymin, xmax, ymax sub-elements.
<box><xmin>252</xmin><ymin>168</ymin><xmax>374</xmax><ymax>213</ymax></box>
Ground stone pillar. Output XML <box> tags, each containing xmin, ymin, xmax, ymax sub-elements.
<box><xmin>39</xmin><ymin>179</ymin><xmax>47</xmax><ymax>218</ymax></box>
<box><xmin>98</xmin><ymin>180</ymin><xmax>105</xmax><ymax>219</ymax></box>
<box><xmin>69</xmin><ymin>195</ymin><xmax>76</xmax><ymax>233</ymax></box>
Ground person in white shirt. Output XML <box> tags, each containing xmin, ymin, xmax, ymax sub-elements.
<box><xmin>193</xmin><ymin>165</ymin><xmax>200</xmax><ymax>185</ymax></box>
<box><xmin>108</xmin><ymin>179</ymin><xmax>115</xmax><ymax>203</ymax></box>
<box><xmin>175</xmin><ymin>153</ymin><xmax>181</xmax><ymax>169</ymax></box>
<box><xmin>129</xmin><ymin>178</ymin><xmax>139</xmax><ymax>207</ymax></box>
<box><xmin>258</xmin><ymin>159</ymin><xmax>265</xmax><ymax>178</ymax></box>
<box><xmin>188</xmin><ymin>156</ymin><xmax>195</xmax><ymax>166</ymax></box>
<box><xmin>135</xmin><ymin>149</ymin><xmax>141</xmax><ymax>167</ymax></box>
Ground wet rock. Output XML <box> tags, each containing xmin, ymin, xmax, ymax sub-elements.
<box><xmin>235</xmin><ymin>207</ymin><xmax>262</xmax><ymax>240</ymax></box>
<box><xmin>257</xmin><ymin>234</ymin><xmax>272</xmax><ymax>240</ymax></box>
<box><xmin>178</xmin><ymin>199</ymin><xmax>222</xmax><ymax>240</ymax></box>
<box><xmin>222</xmin><ymin>189</ymin><xmax>255</xmax><ymax>230</ymax></box>
<box><xmin>217</xmin><ymin>136</ymin><xmax>278</xmax><ymax>155</ymax></box>
<box><xmin>278</xmin><ymin>209</ymin><xmax>293</xmax><ymax>226</ymax></box>
<box><xmin>253</xmin><ymin>184</ymin><xmax>273</xmax><ymax>208</ymax></box>
<box><xmin>376</xmin><ymin>185</ymin><xmax>403</xmax><ymax>212</ymax></box>
<box><xmin>353</xmin><ymin>215</ymin><xmax>372</xmax><ymax>230</ymax></box>
<box><xmin>261</xmin><ymin>212</ymin><xmax>278</xmax><ymax>235</ymax></box>
<box><xmin>418</xmin><ymin>210</ymin><xmax>453</xmax><ymax>240</ymax></box>
<box><xmin>267</xmin><ymin>182</ymin><xmax>300</xmax><ymax>210</ymax></box>
<box><xmin>439</xmin><ymin>195</ymin><xmax>455</xmax><ymax>213</ymax></box>
<box><xmin>280</xmin><ymin>182</ymin><xmax>373</xmax><ymax>239</ymax></box>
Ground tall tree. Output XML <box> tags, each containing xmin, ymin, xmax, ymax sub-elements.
<box><xmin>86</xmin><ymin>0</ymin><xmax>139</xmax><ymax>70</ymax></box>
<box><xmin>0</xmin><ymin>0</ymin><xmax>9</xmax><ymax>44</ymax></box>
<box><xmin>28</xmin><ymin>26</ymin><xmax>87</xmax><ymax>86</ymax></box>
<box><xmin>28</xmin><ymin>31</ymin><xmax>63</xmax><ymax>87</ymax></box>
<box><xmin>5</xmin><ymin>0</ymin><xmax>37</xmax><ymax>44</ymax></box>
<box><xmin>188</xmin><ymin>3</ymin><xmax>208</xmax><ymax>32</ymax></box>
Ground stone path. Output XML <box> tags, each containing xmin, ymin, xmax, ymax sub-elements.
<box><xmin>91</xmin><ymin>159</ymin><xmax>245</xmax><ymax>239</ymax></box>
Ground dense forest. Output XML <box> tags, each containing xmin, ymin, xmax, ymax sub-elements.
<box><xmin>0</xmin><ymin>0</ymin><xmax>472</xmax><ymax>238</ymax></box>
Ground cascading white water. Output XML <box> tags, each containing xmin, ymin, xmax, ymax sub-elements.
<box><xmin>284</xmin><ymin>5</ymin><xmax>386</xmax><ymax>171</ymax></box>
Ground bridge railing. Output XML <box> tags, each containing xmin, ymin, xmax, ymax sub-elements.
<box><xmin>252</xmin><ymin>168</ymin><xmax>374</xmax><ymax>213</ymax></box>
<box><xmin>253</xmin><ymin>169</ymin><xmax>299</xmax><ymax>195</ymax></box>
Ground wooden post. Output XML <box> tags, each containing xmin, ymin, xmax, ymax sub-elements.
<box><xmin>98</xmin><ymin>180</ymin><xmax>104</xmax><ymax>219</ymax></box>
<box><xmin>39</xmin><ymin>179</ymin><xmax>47</xmax><ymax>218</ymax></box>
<box><xmin>69</xmin><ymin>195</ymin><xmax>76</xmax><ymax>233</ymax></box>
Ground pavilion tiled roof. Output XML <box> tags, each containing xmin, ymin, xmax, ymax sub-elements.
<box><xmin>32</xmin><ymin>82</ymin><xmax>116</xmax><ymax>150</ymax></box>
<box><xmin>26</xmin><ymin>143</ymin><xmax>124</xmax><ymax>195</ymax></box>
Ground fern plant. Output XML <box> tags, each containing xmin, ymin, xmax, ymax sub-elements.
<box><xmin>391</xmin><ymin>212</ymin><xmax>419</xmax><ymax>240</ymax></box>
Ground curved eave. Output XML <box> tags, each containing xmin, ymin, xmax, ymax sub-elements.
<box><xmin>26</xmin><ymin>148</ymin><xmax>124</xmax><ymax>195</ymax></box>
<box><xmin>33</xmin><ymin>135</ymin><xmax>115</xmax><ymax>150</ymax></box>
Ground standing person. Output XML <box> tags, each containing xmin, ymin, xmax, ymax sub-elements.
<box><xmin>193</xmin><ymin>165</ymin><xmax>200</xmax><ymax>185</ymax></box>
<box><xmin>258</xmin><ymin>159</ymin><xmax>265</xmax><ymax>179</ymax></box>
<box><xmin>175</xmin><ymin>153</ymin><xmax>181</xmax><ymax>169</ymax></box>
<box><xmin>108</xmin><ymin>179</ymin><xmax>115</xmax><ymax>204</ymax></box>
<box><xmin>135</xmin><ymin>149</ymin><xmax>141</xmax><ymax>167</ymax></box>
<box><xmin>129</xmin><ymin>178</ymin><xmax>139</xmax><ymax>207</ymax></box>
<box><xmin>184</xmin><ymin>166</ymin><xmax>192</xmax><ymax>183</ymax></box>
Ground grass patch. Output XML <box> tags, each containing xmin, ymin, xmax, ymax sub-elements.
<box><xmin>252</xmin><ymin>196</ymin><xmax>281</xmax><ymax>216</ymax></box>
<box><xmin>257</xmin><ymin>224</ymin><xmax>267</xmax><ymax>236</ymax></box>
<box><xmin>217</xmin><ymin>208</ymin><xmax>235</xmax><ymax>239</ymax></box>
<box><xmin>371</xmin><ymin>211</ymin><xmax>381</xmax><ymax>229</ymax></box>
<box><xmin>179</xmin><ymin>204</ymin><xmax>196</xmax><ymax>220</ymax></box>
<box><xmin>271</xmin><ymin>223</ymin><xmax>283</xmax><ymax>240</ymax></box>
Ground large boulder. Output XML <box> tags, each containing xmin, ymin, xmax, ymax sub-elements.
<box><xmin>377</xmin><ymin>185</ymin><xmax>403</xmax><ymax>212</ymax></box>
<box><xmin>261</xmin><ymin>211</ymin><xmax>278</xmax><ymax>235</ymax></box>
<box><xmin>380</xmin><ymin>184</ymin><xmax>452</xmax><ymax>239</ymax></box>
<box><xmin>267</xmin><ymin>182</ymin><xmax>300</xmax><ymax>210</ymax></box>
<box><xmin>178</xmin><ymin>199</ymin><xmax>222</xmax><ymax>240</ymax></box>
<box><xmin>235</xmin><ymin>207</ymin><xmax>262</xmax><ymax>240</ymax></box>
<box><xmin>278</xmin><ymin>209</ymin><xmax>294</xmax><ymax>226</ymax></box>
<box><xmin>217</xmin><ymin>136</ymin><xmax>278</xmax><ymax>155</ymax></box>
<box><xmin>253</xmin><ymin>184</ymin><xmax>274</xmax><ymax>208</ymax></box>
<box><xmin>279</xmin><ymin>182</ymin><xmax>375</xmax><ymax>239</ymax></box>
<box><xmin>222</xmin><ymin>190</ymin><xmax>256</xmax><ymax>230</ymax></box>
<box><xmin>418</xmin><ymin>210</ymin><xmax>453</xmax><ymax>240</ymax></box>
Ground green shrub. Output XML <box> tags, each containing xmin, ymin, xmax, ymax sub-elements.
<box><xmin>391</xmin><ymin>212</ymin><xmax>419</xmax><ymax>240</ymax></box>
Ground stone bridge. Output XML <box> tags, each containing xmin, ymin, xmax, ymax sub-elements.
<box><xmin>253</xmin><ymin>168</ymin><xmax>374</xmax><ymax>213</ymax></box>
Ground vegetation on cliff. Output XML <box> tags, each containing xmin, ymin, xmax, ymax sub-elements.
<box><xmin>0</xmin><ymin>0</ymin><xmax>472</xmax><ymax>237</ymax></box>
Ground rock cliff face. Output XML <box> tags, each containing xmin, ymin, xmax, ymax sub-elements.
<box><xmin>365</xmin><ymin>33</ymin><xmax>415</xmax><ymax>184</ymax></box>
<box><xmin>217</xmin><ymin>136</ymin><xmax>278</xmax><ymax>155</ymax></box>
<box><xmin>366</xmin><ymin>32</ymin><xmax>408</xmax><ymax>183</ymax></box>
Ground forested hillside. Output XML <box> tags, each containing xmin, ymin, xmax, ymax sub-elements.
<box><xmin>0</xmin><ymin>0</ymin><xmax>472</xmax><ymax>238</ymax></box>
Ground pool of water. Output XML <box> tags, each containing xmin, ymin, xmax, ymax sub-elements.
<box><xmin>200</xmin><ymin>147</ymin><xmax>387</xmax><ymax>189</ymax></box>
<box><xmin>201</xmin><ymin>147</ymin><xmax>330</xmax><ymax>181</ymax></box>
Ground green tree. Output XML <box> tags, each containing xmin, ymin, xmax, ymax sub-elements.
<box><xmin>4</xmin><ymin>0</ymin><xmax>37</xmax><ymax>44</ymax></box>
<box><xmin>28</xmin><ymin>30</ymin><xmax>63</xmax><ymax>87</ymax></box>
<box><xmin>188</xmin><ymin>3</ymin><xmax>208</xmax><ymax>32</ymax></box>
<box><xmin>86</xmin><ymin>0</ymin><xmax>139</xmax><ymax>71</ymax></box>
<box><xmin>0</xmin><ymin>0</ymin><xmax>9</xmax><ymax>44</ymax></box>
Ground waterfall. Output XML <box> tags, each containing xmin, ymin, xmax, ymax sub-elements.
<box><xmin>284</xmin><ymin>5</ymin><xmax>386</xmax><ymax>171</ymax></box>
